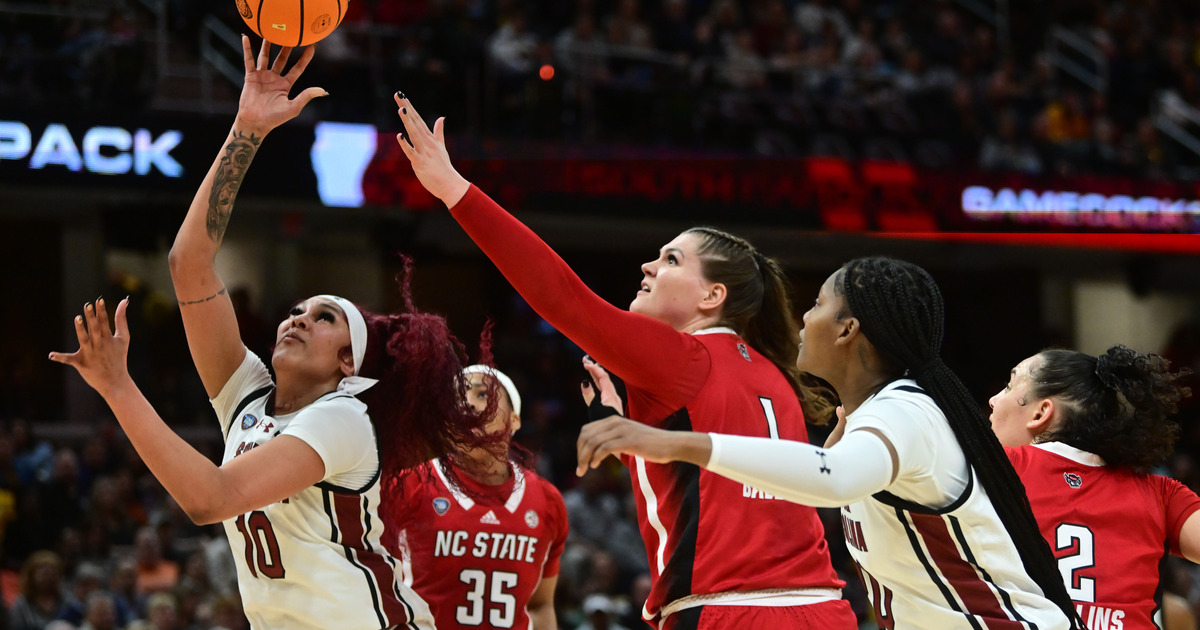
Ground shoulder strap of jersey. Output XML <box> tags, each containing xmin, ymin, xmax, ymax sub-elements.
<box><xmin>225</xmin><ymin>385</ymin><xmax>274</xmax><ymax>440</ymax></box>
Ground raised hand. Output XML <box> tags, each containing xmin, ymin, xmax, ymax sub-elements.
<box><xmin>393</xmin><ymin>92</ymin><xmax>471</xmax><ymax>208</ymax></box>
<box><xmin>580</xmin><ymin>357</ymin><xmax>624</xmax><ymax>419</ymax></box>
<box><xmin>48</xmin><ymin>297</ymin><xmax>133</xmax><ymax>399</ymax></box>
<box><xmin>234</xmin><ymin>35</ymin><xmax>327</xmax><ymax>135</ymax></box>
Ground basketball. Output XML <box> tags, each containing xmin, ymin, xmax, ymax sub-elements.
<box><xmin>234</xmin><ymin>0</ymin><xmax>346</xmax><ymax>47</ymax></box>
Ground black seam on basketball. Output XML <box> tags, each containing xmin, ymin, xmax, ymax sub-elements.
<box><xmin>297</xmin><ymin>0</ymin><xmax>304</xmax><ymax>47</ymax></box>
<box><xmin>255</xmin><ymin>0</ymin><xmax>265</xmax><ymax>44</ymax></box>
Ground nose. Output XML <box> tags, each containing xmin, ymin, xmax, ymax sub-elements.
<box><xmin>987</xmin><ymin>393</ymin><xmax>997</xmax><ymax>409</ymax></box>
<box><xmin>641</xmin><ymin>260</ymin><xmax>656</xmax><ymax>276</ymax></box>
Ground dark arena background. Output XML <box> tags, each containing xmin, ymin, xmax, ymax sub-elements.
<box><xmin>1</xmin><ymin>0</ymin><xmax>1199</xmax><ymax>628</ymax></box>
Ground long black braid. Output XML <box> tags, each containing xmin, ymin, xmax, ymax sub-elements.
<box><xmin>839</xmin><ymin>257</ymin><xmax>1083</xmax><ymax>628</ymax></box>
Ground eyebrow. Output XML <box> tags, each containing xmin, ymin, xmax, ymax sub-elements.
<box><xmin>307</xmin><ymin>302</ymin><xmax>345</xmax><ymax>321</ymax></box>
<box><xmin>662</xmin><ymin>246</ymin><xmax>684</xmax><ymax>258</ymax></box>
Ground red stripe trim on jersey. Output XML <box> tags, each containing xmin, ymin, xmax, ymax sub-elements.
<box><xmin>910</xmin><ymin>512</ymin><xmax>1029</xmax><ymax>630</ymax></box>
<box><xmin>329</xmin><ymin>491</ymin><xmax>414</xmax><ymax>627</ymax></box>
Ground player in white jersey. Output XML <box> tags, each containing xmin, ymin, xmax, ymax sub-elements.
<box><xmin>578</xmin><ymin>257</ymin><xmax>1085</xmax><ymax>629</ymax></box>
<box><xmin>50</xmin><ymin>36</ymin><xmax>492</xmax><ymax>629</ymax></box>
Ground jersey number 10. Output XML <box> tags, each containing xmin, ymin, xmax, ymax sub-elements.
<box><xmin>235</xmin><ymin>511</ymin><xmax>286</xmax><ymax>579</ymax></box>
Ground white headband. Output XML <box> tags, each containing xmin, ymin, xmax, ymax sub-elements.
<box><xmin>462</xmin><ymin>365</ymin><xmax>521</xmax><ymax>416</ymax></box>
<box><xmin>315</xmin><ymin>295</ymin><xmax>378</xmax><ymax>396</ymax></box>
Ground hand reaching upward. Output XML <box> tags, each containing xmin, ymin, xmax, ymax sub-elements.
<box><xmin>234</xmin><ymin>35</ymin><xmax>328</xmax><ymax>136</ymax></box>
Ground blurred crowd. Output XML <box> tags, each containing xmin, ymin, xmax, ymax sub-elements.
<box><xmin>4</xmin><ymin>0</ymin><xmax>1200</xmax><ymax>628</ymax></box>
<box><xmin>4</xmin><ymin>0</ymin><xmax>1200</xmax><ymax>177</ymax></box>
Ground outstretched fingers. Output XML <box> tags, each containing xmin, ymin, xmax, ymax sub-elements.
<box><xmin>113</xmin><ymin>297</ymin><xmax>130</xmax><ymax>339</ymax></box>
<box><xmin>576</xmin><ymin>419</ymin><xmax>626</xmax><ymax>476</ymax></box>
<box><xmin>271</xmin><ymin>45</ymin><xmax>294</xmax><ymax>75</ymax></box>
<box><xmin>283</xmin><ymin>45</ymin><xmax>316</xmax><ymax>83</ymax></box>
<box><xmin>257</xmin><ymin>37</ymin><xmax>271</xmax><ymax>70</ymax></box>
<box><xmin>394</xmin><ymin>94</ymin><xmax>435</xmax><ymax>151</ymax></box>
<box><xmin>241</xmin><ymin>35</ymin><xmax>255</xmax><ymax>73</ymax></box>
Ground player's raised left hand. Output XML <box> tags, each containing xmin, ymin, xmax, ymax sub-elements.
<box><xmin>49</xmin><ymin>297</ymin><xmax>133</xmax><ymax>399</ymax></box>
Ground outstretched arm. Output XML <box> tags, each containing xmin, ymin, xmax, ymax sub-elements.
<box><xmin>576</xmin><ymin>416</ymin><xmax>894</xmax><ymax>507</ymax></box>
<box><xmin>50</xmin><ymin>299</ymin><xmax>325</xmax><ymax>524</ymax></box>
<box><xmin>392</xmin><ymin>96</ymin><xmax>707</xmax><ymax>414</ymax></box>
<box><xmin>169</xmin><ymin>36</ymin><xmax>326</xmax><ymax>398</ymax></box>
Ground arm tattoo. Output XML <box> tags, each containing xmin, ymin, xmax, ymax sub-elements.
<box><xmin>207</xmin><ymin>130</ymin><xmax>262</xmax><ymax>243</ymax></box>
<box><xmin>178</xmin><ymin>287</ymin><xmax>228</xmax><ymax>307</ymax></box>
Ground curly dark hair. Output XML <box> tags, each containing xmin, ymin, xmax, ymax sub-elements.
<box><xmin>1031</xmin><ymin>345</ymin><xmax>1192</xmax><ymax>470</ymax></box>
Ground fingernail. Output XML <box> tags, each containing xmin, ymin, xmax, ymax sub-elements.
<box><xmin>396</xmin><ymin>90</ymin><xmax>406</xmax><ymax>99</ymax></box>
<box><xmin>75</xmin><ymin>316</ymin><xmax>82</xmax><ymax>323</ymax></box>
<box><xmin>401</xmin><ymin>107</ymin><xmax>407</xmax><ymax>114</ymax></box>
<box><xmin>97</xmin><ymin>297</ymin><xmax>105</xmax><ymax>306</ymax></box>
<box><xmin>85</xmin><ymin>302</ymin><xmax>92</xmax><ymax>311</ymax></box>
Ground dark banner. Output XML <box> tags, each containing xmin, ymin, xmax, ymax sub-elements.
<box><xmin>0</xmin><ymin>113</ymin><xmax>318</xmax><ymax>198</ymax></box>
<box><xmin>3</xmin><ymin>114</ymin><xmax>1198</xmax><ymax>247</ymax></box>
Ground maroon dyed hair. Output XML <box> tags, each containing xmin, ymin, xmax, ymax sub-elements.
<box><xmin>472</xmin><ymin>320</ymin><xmax>534</xmax><ymax>473</ymax></box>
<box><xmin>351</xmin><ymin>258</ymin><xmax>492</xmax><ymax>540</ymax></box>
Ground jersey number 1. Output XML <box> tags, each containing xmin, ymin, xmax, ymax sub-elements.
<box><xmin>235</xmin><ymin>511</ymin><xmax>286</xmax><ymax>579</ymax></box>
<box><xmin>458</xmin><ymin>569</ymin><xmax>518</xmax><ymax>627</ymax></box>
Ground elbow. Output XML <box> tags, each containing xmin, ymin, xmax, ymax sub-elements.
<box><xmin>167</xmin><ymin>246</ymin><xmax>191</xmax><ymax>278</ymax></box>
<box><xmin>179</xmin><ymin>496</ymin><xmax>227</xmax><ymax>526</ymax></box>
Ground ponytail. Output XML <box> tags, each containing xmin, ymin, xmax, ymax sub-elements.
<box><xmin>1032</xmin><ymin>345</ymin><xmax>1190</xmax><ymax>470</ymax></box>
<box><xmin>686</xmin><ymin>227</ymin><xmax>836</xmax><ymax>424</ymax></box>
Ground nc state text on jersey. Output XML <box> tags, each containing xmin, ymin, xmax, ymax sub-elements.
<box><xmin>435</xmin><ymin>531</ymin><xmax>541</xmax><ymax>563</ymax></box>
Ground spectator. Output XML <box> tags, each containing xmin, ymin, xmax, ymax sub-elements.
<box><xmin>134</xmin><ymin>527</ymin><xmax>179</xmax><ymax>598</ymax></box>
<box><xmin>576</xmin><ymin>593</ymin><xmax>630</xmax><ymax>630</ymax></box>
<box><xmin>9</xmin><ymin>551</ymin><xmax>67</xmax><ymax>630</ymax></box>
<box><xmin>78</xmin><ymin>591</ymin><xmax>119</xmax><ymax>630</ymax></box>
<box><xmin>144</xmin><ymin>592</ymin><xmax>179</xmax><ymax>630</ymax></box>
<box><xmin>980</xmin><ymin>109</ymin><xmax>1044</xmax><ymax>174</ymax></box>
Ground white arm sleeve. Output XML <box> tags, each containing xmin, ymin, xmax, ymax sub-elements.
<box><xmin>707</xmin><ymin>430</ymin><xmax>895</xmax><ymax>508</ymax></box>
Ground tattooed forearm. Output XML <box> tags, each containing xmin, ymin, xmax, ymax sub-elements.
<box><xmin>178</xmin><ymin>287</ymin><xmax>228</xmax><ymax>307</ymax></box>
<box><xmin>207</xmin><ymin>130</ymin><xmax>262</xmax><ymax>243</ymax></box>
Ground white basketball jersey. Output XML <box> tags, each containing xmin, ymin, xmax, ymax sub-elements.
<box><xmin>212</xmin><ymin>350</ymin><xmax>434</xmax><ymax>630</ymax></box>
<box><xmin>840</xmin><ymin>382</ymin><xmax>1069</xmax><ymax>630</ymax></box>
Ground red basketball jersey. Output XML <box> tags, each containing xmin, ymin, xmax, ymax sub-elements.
<box><xmin>623</xmin><ymin>330</ymin><xmax>845</xmax><ymax>622</ymax></box>
<box><xmin>450</xmin><ymin>185</ymin><xmax>846</xmax><ymax>627</ymax></box>
<box><xmin>1007</xmin><ymin>442</ymin><xmax>1200</xmax><ymax>630</ymax></box>
<box><xmin>397</xmin><ymin>460</ymin><xmax>568</xmax><ymax>630</ymax></box>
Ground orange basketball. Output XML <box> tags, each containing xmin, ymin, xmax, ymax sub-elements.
<box><xmin>234</xmin><ymin>0</ymin><xmax>347</xmax><ymax>47</ymax></box>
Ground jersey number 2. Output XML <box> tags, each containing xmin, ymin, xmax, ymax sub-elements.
<box><xmin>235</xmin><ymin>511</ymin><xmax>286</xmax><ymax>579</ymax></box>
<box><xmin>458</xmin><ymin>569</ymin><xmax>518</xmax><ymax>627</ymax></box>
<box><xmin>1055</xmin><ymin>523</ymin><xmax>1095</xmax><ymax>602</ymax></box>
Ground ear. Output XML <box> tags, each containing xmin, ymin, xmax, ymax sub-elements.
<box><xmin>1027</xmin><ymin>398</ymin><xmax>1056</xmax><ymax>435</ymax></box>
<box><xmin>698</xmin><ymin>282</ymin><xmax>728</xmax><ymax>315</ymax></box>
<box><xmin>509</xmin><ymin>412</ymin><xmax>522</xmax><ymax>434</ymax></box>
<box><xmin>338</xmin><ymin>346</ymin><xmax>355</xmax><ymax>378</ymax></box>
<box><xmin>833</xmin><ymin>316</ymin><xmax>860</xmax><ymax>347</ymax></box>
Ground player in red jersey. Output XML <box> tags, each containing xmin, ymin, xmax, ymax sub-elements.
<box><xmin>393</xmin><ymin>94</ymin><xmax>856</xmax><ymax>630</ymax></box>
<box><xmin>396</xmin><ymin>365</ymin><xmax>568</xmax><ymax>630</ymax></box>
<box><xmin>991</xmin><ymin>345</ymin><xmax>1200</xmax><ymax>630</ymax></box>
